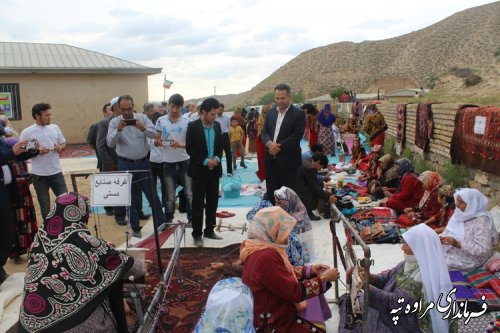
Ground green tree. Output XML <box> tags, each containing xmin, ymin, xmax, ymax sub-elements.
<box><xmin>292</xmin><ymin>92</ymin><xmax>305</xmax><ymax>103</ymax></box>
<box><xmin>330</xmin><ymin>86</ymin><xmax>347</xmax><ymax>99</ymax></box>
<box><xmin>258</xmin><ymin>92</ymin><xmax>275</xmax><ymax>105</ymax></box>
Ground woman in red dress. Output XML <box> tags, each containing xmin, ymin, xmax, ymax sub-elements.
<box><xmin>255</xmin><ymin>105</ymin><xmax>271</xmax><ymax>181</ymax></box>
<box><xmin>301</xmin><ymin>104</ymin><xmax>319</xmax><ymax>149</ymax></box>
<box><xmin>385</xmin><ymin>158</ymin><xmax>424</xmax><ymax>214</ymax></box>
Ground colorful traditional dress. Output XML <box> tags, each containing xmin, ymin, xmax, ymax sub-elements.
<box><xmin>317</xmin><ymin>104</ymin><xmax>336</xmax><ymax>156</ymax></box>
<box><xmin>9</xmin><ymin>159</ymin><xmax>38</xmax><ymax>259</ymax></box>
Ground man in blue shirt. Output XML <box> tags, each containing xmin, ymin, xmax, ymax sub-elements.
<box><xmin>186</xmin><ymin>98</ymin><xmax>223</xmax><ymax>247</ymax></box>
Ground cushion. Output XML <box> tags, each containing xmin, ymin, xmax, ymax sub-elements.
<box><xmin>464</xmin><ymin>268</ymin><xmax>500</xmax><ymax>296</ymax></box>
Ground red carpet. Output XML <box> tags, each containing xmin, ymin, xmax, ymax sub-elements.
<box><xmin>135</xmin><ymin>225</ymin><xmax>178</xmax><ymax>261</ymax></box>
<box><xmin>144</xmin><ymin>244</ymin><xmax>241</xmax><ymax>333</ymax></box>
<box><xmin>58</xmin><ymin>144</ymin><xmax>95</xmax><ymax>158</ymax></box>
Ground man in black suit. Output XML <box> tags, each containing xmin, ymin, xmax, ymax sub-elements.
<box><xmin>261</xmin><ymin>83</ymin><xmax>306</xmax><ymax>204</ymax></box>
<box><xmin>186</xmin><ymin>97</ymin><xmax>223</xmax><ymax>247</ymax></box>
<box><xmin>0</xmin><ymin>135</ymin><xmax>39</xmax><ymax>284</ymax></box>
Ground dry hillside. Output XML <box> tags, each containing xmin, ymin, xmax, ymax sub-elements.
<box><xmin>230</xmin><ymin>1</ymin><xmax>500</xmax><ymax>105</ymax></box>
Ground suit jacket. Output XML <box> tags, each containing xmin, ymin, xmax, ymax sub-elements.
<box><xmin>186</xmin><ymin>119</ymin><xmax>223</xmax><ymax>179</ymax></box>
<box><xmin>261</xmin><ymin>104</ymin><xmax>306</xmax><ymax>168</ymax></box>
<box><xmin>0</xmin><ymin>138</ymin><xmax>38</xmax><ymax>206</ymax></box>
<box><xmin>96</xmin><ymin>115</ymin><xmax>117</xmax><ymax>171</ymax></box>
<box><xmin>295</xmin><ymin>160</ymin><xmax>330</xmax><ymax>211</ymax></box>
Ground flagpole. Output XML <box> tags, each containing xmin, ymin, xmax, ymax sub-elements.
<box><xmin>163</xmin><ymin>74</ymin><xmax>166</xmax><ymax>101</ymax></box>
<box><xmin>164</xmin><ymin>87</ymin><xmax>166</xmax><ymax>102</ymax></box>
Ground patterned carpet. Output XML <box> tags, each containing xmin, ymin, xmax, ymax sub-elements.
<box><xmin>58</xmin><ymin>144</ymin><xmax>95</xmax><ymax>158</ymax></box>
<box><xmin>144</xmin><ymin>244</ymin><xmax>241</xmax><ymax>333</ymax></box>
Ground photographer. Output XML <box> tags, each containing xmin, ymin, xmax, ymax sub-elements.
<box><xmin>107</xmin><ymin>95</ymin><xmax>167</xmax><ymax>238</ymax></box>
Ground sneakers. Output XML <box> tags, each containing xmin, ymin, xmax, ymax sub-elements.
<box><xmin>132</xmin><ymin>229</ymin><xmax>142</xmax><ymax>238</ymax></box>
<box><xmin>204</xmin><ymin>232</ymin><xmax>223</xmax><ymax>240</ymax></box>
<box><xmin>193</xmin><ymin>237</ymin><xmax>204</xmax><ymax>247</ymax></box>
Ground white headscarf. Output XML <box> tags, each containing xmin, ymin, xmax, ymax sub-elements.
<box><xmin>194</xmin><ymin>277</ymin><xmax>255</xmax><ymax>333</ymax></box>
<box><xmin>444</xmin><ymin>188</ymin><xmax>497</xmax><ymax>243</ymax></box>
<box><xmin>402</xmin><ymin>224</ymin><xmax>452</xmax><ymax>333</ymax></box>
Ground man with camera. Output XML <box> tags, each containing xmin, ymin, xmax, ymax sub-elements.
<box><xmin>20</xmin><ymin>103</ymin><xmax>68</xmax><ymax>220</ymax></box>
<box><xmin>154</xmin><ymin>93</ymin><xmax>192</xmax><ymax>225</ymax></box>
<box><xmin>107</xmin><ymin>95</ymin><xmax>167</xmax><ymax>238</ymax></box>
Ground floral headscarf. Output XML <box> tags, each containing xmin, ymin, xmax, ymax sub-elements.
<box><xmin>418</xmin><ymin>171</ymin><xmax>442</xmax><ymax>192</ymax></box>
<box><xmin>395</xmin><ymin>158</ymin><xmax>415</xmax><ymax>177</ymax></box>
<box><xmin>194</xmin><ymin>277</ymin><xmax>255</xmax><ymax>333</ymax></box>
<box><xmin>19</xmin><ymin>193</ymin><xmax>133</xmax><ymax>333</ymax></box>
<box><xmin>240</xmin><ymin>206</ymin><xmax>296</xmax><ymax>274</ymax></box>
<box><xmin>274</xmin><ymin>186</ymin><xmax>311</xmax><ymax>231</ymax></box>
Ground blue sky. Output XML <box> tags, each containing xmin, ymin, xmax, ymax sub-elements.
<box><xmin>0</xmin><ymin>0</ymin><xmax>495</xmax><ymax>100</ymax></box>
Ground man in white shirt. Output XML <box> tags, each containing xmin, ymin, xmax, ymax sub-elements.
<box><xmin>215</xmin><ymin>103</ymin><xmax>232</xmax><ymax>174</ymax></box>
<box><xmin>261</xmin><ymin>84</ymin><xmax>306</xmax><ymax>204</ymax></box>
<box><xmin>155</xmin><ymin>94</ymin><xmax>192</xmax><ymax>224</ymax></box>
<box><xmin>20</xmin><ymin>103</ymin><xmax>68</xmax><ymax>219</ymax></box>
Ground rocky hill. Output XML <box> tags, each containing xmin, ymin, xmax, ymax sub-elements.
<box><xmin>229</xmin><ymin>1</ymin><xmax>500</xmax><ymax>106</ymax></box>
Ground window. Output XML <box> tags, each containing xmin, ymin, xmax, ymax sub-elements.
<box><xmin>0</xmin><ymin>83</ymin><xmax>22</xmax><ymax>120</ymax></box>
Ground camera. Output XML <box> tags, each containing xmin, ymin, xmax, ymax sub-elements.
<box><xmin>124</xmin><ymin>119</ymin><xmax>137</xmax><ymax>126</ymax></box>
<box><xmin>22</xmin><ymin>139</ymin><xmax>38</xmax><ymax>152</ymax></box>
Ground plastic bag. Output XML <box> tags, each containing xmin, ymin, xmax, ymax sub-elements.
<box><xmin>222</xmin><ymin>174</ymin><xmax>242</xmax><ymax>199</ymax></box>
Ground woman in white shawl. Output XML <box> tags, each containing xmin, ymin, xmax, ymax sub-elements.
<box><xmin>440</xmin><ymin>188</ymin><xmax>498</xmax><ymax>271</ymax></box>
<box><xmin>339</xmin><ymin>224</ymin><xmax>454</xmax><ymax>332</ymax></box>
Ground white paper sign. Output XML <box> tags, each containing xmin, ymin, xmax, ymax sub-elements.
<box><xmin>395</xmin><ymin>143</ymin><xmax>402</xmax><ymax>156</ymax></box>
<box><xmin>90</xmin><ymin>173</ymin><xmax>133</xmax><ymax>206</ymax></box>
<box><xmin>473</xmin><ymin>116</ymin><xmax>486</xmax><ymax>135</ymax></box>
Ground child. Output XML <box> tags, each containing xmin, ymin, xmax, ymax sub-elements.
<box><xmin>230</xmin><ymin>117</ymin><xmax>247</xmax><ymax>169</ymax></box>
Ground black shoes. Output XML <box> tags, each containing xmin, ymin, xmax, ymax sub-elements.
<box><xmin>308</xmin><ymin>213</ymin><xmax>322</xmax><ymax>221</ymax></box>
<box><xmin>139</xmin><ymin>212</ymin><xmax>151</xmax><ymax>220</ymax></box>
<box><xmin>105</xmin><ymin>209</ymin><xmax>114</xmax><ymax>216</ymax></box>
<box><xmin>194</xmin><ymin>237</ymin><xmax>204</xmax><ymax>247</ymax></box>
<box><xmin>240</xmin><ymin>163</ymin><xmax>247</xmax><ymax>169</ymax></box>
<box><xmin>204</xmin><ymin>232</ymin><xmax>223</xmax><ymax>240</ymax></box>
<box><xmin>115</xmin><ymin>218</ymin><xmax>127</xmax><ymax>226</ymax></box>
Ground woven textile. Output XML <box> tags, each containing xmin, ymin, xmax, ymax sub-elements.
<box><xmin>414</xmin><ymin>103</ymin><xmax>432</xmax><ymax>152</ymax></box>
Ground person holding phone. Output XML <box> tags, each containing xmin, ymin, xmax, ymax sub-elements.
<box><xmin>19</xmin><ymin>103</ymin><xmax>68</xmax><ymax>220</ymax></box>
<box><xmin>107</xmin><ymin>95</ymin><xmax>167</xmax><ymax>238</ymax></box>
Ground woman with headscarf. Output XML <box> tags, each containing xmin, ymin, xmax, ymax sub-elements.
<box><xmin>274</xmin><ymin>186</ymin><xmax>316</xmax><ymax>263</ymax></box>
<box><xmin>19</xmin><ymin>193</ymin><xmax>134</xmax><ymax>333</ymax></box>
<box><xmin>302</xmin><ymin>103</ymin><xmax>319</xmax><ymax>149</ymax></box>
<box><xmin>440</xmin><ymin>188</ymin><xmax>498</xmax><ymax>271</ymax></box>
<box><xmin>397</xmin><ymin>171</ymin><xmax>443</xmax><ymax>229</ymax></box>
<box><xmin>358</xmin><ymin>145</ymin><xmax>383</xmax><ymax>181</ymax></box>
<box><xmin>363</xmin><ymin>104</ymin><xmax>387</xmax><ymax>146</ymax></box>
<box><xmin>377</xmin><ymin>154</ymin><xmax>399</xmax><ymax>188</ymax></box>
<box><xmin>4</xmin><ymin>137</ymin><xmax>38</xmax><ymax>263</ymax></box>
<box><xmin>256</xmin><ymin>104</ymin><xmax>271</xmax><ymax>181</ymax></box>
<box><xmin>246</xmin><ymin>108</ymin><xmax>258</xmax><ymax>154</ymax></box>
<box><xmin>241</xmin><ymin>206</ymin><xmax>339</xmax><ymax>333</ymax></box>
<box><xmin>349</xmin><ymin>138</ymin><xmax>367</xmax><ymax>167</ymax></box>
<box><xmin>317</xmin><ymin>103</ymin><xmax>336</xmax><ymax>156</ymax></box>
<box><xmin>194</xmin><ymin>277</ymin><xmax>255</xmax><ymax>333</ymax></box>
<box><xmin>434</xmin><ymin>185</ymin><xmax>456</xmax><ymax>234</ymax></box>
<box><xmin>384</xmin><ymin>158</ymin><xmax>424</xmax><ymax>214</ymax></box>
<box><xmin>339</xmin><ymin>224</ymin><xmax>456</xmax><ymax>333</ymax></box>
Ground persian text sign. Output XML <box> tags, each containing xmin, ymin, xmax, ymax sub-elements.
<box><xmin>90</xmin><ymin>173</ymin><xmax>132</xmax><ymax>206</ymax></box>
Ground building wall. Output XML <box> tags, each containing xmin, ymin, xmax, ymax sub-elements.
<box><xmin>378</xmin><ymin>103</ymin><xmax>500</xmax><ymax>208</ymax></box>
<box><xmin>1</xmin><ymin>73</ymin><xmax>150</xmax><ymax>143</ymax></box>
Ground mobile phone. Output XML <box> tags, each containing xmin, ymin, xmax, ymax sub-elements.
<box><xmin>22</xmin><ymin>139</ymin><xmax>37</xmax><ymax>151</ymax></box>
<box><xmin>124</xmin><ymin>119</ymin><xmax>137</xmax><ymax>126</ymax></box>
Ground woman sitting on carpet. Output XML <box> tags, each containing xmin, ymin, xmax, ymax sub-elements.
<box><xmin>358</xmin><ymin>145</ymin><xmax>383</xmax><ymax>181</ymax></box>
<box><xmin>241</xmin><ymin>206</ymin><xmax>339</xmax><ymax>333</ymax></box>
<box><xmin>195</xmin><ymin>277</ymin><xmax>255</xmax><ymax>333</ymax></box>
<box><xmin>377</xmin><ymin>154</ymin><xmax>399</xmax><ymax>189</ymax></box>
<box><xmin>396</xmin><ymin>171</ymin><xmax>443</xmax><ymax>229</ymax></box>
<box><xmin>275</xmin><ymin>186</ymin><xmax>316</xmax><ymax>263</ymax></box>
<box><xmin>384</xmin><ymin>158</ymin><xmax>424</xmax><ymax>214</ymax></box>
<box><xmin>338</xmin><ymin>224</ymin><xmax>456</xmax><ymax>333</ymax></box>
<box><xmin>19</xmin><ymin>193</ymin><xmax>139</xmax><ymax>333</ymax></box>
<box><xmin>434</xmin><ymin>185</ymin><xmax>456</xmax><ymax>234</ymax></box>
<box><xmin>440</xmin><ymin>188</ymin><xmax>498</xmax><ymax>271</ymax></box>
<box><xmin>350</xmin><ymin>138</ymin><xmax>367</xmax><ymax>168</ymax></box>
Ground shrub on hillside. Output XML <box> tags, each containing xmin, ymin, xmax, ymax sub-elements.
<box><xmin>465</xmin><ymin>74</ymin><xmax>482</xmax><ymax>87</ymax></box>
